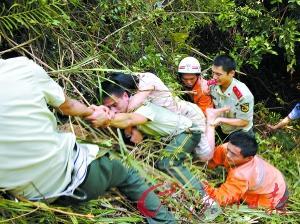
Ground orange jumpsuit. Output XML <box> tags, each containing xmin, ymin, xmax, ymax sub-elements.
<box><xmin>191</xmin><ymin>78</ymin><xmax>213</xmax><ymax>114</ymax></box>
<box><xmin>206</xmin><ymin>144</ymin><xmax>287</xmax><ymax>209</ymax></box>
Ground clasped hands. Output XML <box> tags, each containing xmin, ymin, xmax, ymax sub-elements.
<box><xmin>85</xmin><ymin>105</ymin><xmax>115</xmax><ymax>128</ymax></box>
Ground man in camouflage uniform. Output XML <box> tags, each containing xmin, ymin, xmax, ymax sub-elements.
<box><xmin>209</xmin><ymin>55</ymin><xmax>254</xmax><ymax>140</ymax></box>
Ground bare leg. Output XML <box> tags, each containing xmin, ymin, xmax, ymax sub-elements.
<box><xmin>205</xmin><ymin>107</ymin><xmax>230</xmax><ymax>152</ymax></box>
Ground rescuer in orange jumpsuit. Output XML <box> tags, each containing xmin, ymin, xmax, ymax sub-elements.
<box><xmin>204</xmin><ymin>130</ymin><xmax>288</xmax><ymax>210</ymax></box>
<box><xmin>177</xmin><ymin>56</ymin><xmax>213</xmax><ymax>115</ymax></box>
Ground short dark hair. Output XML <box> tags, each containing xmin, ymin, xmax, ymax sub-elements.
<box><xmin>213</xmin><ymin>55</ymin><xmax>236</xmax><ymax>73</ymax></box>
<box><xmin>108</xmin><ymin>72</ymin><xmax>139</xmax><ymax>90</ymax></box>
<box><xmin>101</xmin><ymin>72</ymin><xmax>139</xmax><ymax>99</ymax></box>
<box><xmin>101</xmin><ymin>81</ymin><xmax>126</xmax><ymax>99</ymax></box>
<box><xmin>229</xmin><ymin>132</ymin><xmax>258</xmax><ymax>157</ymax></box>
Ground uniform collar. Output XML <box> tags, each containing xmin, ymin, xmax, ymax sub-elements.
<box><xmin>216</xmin><ymin>78</ymin><xmax>236</xmax><ymax>96</ymax></box>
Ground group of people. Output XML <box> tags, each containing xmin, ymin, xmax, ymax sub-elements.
<box><xmin>0</xmin><ymin>54</ymin><xmax>294</xmax><ymax>223</ymax></box>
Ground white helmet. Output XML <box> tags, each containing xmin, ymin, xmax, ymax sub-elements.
<box><xmin>178</xmin><ymin>57</ymin><xmax>201</xmax><ymax>74</ymax></box>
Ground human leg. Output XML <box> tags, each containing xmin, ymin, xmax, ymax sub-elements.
<box><xmin>156</xmin><ymin>132</ymin><xmax>222</xmax><ymax>221</ymax></box>
<box><xmin>79</xmin><ymin>156</ymin><xmax>175</xmax><ymax>223</ymax></box>
<box><xmin>194</xmin><ymin>133</ymin><xmax>214</xmax><ymax>161</ymax></box>
<box><xmin>156</xmin><ymin>132</ymin><xmax>204</xmax><ymax>193</ymax></box>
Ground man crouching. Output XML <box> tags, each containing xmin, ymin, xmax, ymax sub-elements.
<box><xmin>206</xmin><ymin>130</ymin><xmax>288</xmax><ymax>210</ymax></box>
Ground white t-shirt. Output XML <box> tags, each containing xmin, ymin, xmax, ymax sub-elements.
<box><xmin>137</xmin><ymin>72</ymin><xmax>206</xmax><ymax>132</ymax></box>
<box><xmin>137</xmin><ymin>72</ymin><xmax>212</xmax><ymax>160</ymax></box>
<box><xmin>0</xmin><ymin>57</ymin><xmax>97</xmax><ymax>200</ymax></box>
<box><xmin>134</xmin><ymin>102</ymin><xmax>193</xmax><ymax>137</ymax></box>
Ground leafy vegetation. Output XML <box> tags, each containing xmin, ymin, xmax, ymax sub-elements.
<box><xmin>0</xmin><ymin>0</ymin><xmax>299</xmax><ymax>223</ymax></box>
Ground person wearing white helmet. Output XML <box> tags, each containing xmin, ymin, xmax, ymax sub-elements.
<box><xmin>177</xmin><ymin>56</ymin><xmax>213</xmax><ymax>115</ymax></box>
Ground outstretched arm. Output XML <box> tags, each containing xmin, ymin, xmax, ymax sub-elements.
<box><xmin>58</xmin><ymin>95</ymin><xmax>93</xmax><ymax>117</ymax></box>
<box><xmin>127</xmin><ymin>90</ymin><xmax>152</xmax><ymax>112</ymax></box>
<box><xmin>86</xmin><ymin>105</ymin><xmax>148</xmax><ymax>129</ymax></box>
<box><xmin>267</xmin><ymin>116</ymin><xmax>291</xmax><ymax>131</ymax></box>
<box><xmin>206</xmin><ymin>107</ymin><xmax>231</xmax><ymax>151</ymax></box>
<box><xmin>109</xmin><ymin>113</ymin><xmax>148</xmax><ymax>129</ymax></box>
<box><xmin>211</xmin><ymin>117</ymin><xmax>249</xmax><ymax>128</ymax></box>
<box><xmin>205</xmin><ymin>176</ymin><xmax>247</xmax><ymax>206</ymax></box>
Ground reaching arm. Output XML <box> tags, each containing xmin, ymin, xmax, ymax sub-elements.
<box><xmin>267</xmin><ymin>116</ymin><xmax>291</xmax><ymax>130</ymax></box>
<box><xmin>109</xmin><ymin>113</ymin><xmax>148</xmax><ymax>129</ymax></box>
<box><xmin>212</xmin><ymin>117</ymin><xmax>249</xmax><ymax>128</ymax></box>
<box><xmin>267</xmin><ymin>103</ymin><xmax>300</xmax><ymax>131</ymax></box>
<box><xmin>86</xmin><ymin>105</ymin><xmax>148</xmax><ymax>129</ymax></box>
<box><xmin>58</xmin><ymin>95</ymin><xmax>93</xmax><ymax>117</ymax></box>
<box><xmin>206</xmin><ymin>107</ymin><xmax>231</xmax><ymax>151</ymax></box>
<box><xmin>205</xmin><ymin>176</ymin><xmax>247</xmax><ymax>206</ymax></box>
<box><xmin>127</xmin><ymin>90</ymin><xmax>152</xmax><ymax>112</ymax></box>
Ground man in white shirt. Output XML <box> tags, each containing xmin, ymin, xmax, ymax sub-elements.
<box><xmin>86</xmin><ymin>80</ymin><xmax>223</xmax><ymax>221</ymax></box>
<box><xmin>0</xmin><ymin>56</ymin><xmax>175</xmax><ymax>223</ymax></box>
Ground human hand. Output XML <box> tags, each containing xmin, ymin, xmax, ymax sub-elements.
<box><xmin>130</xmin><ymin>128</ymin><xmax>143</xmax><ymax>144</ymax></box>
<box><xmin>90</xmin><ymin>105</ymin><xmax>115</xmax><ymax>119</ymax></box>
<box><xmin>124</xmin><ymin>126</ymin><xmax>133</xmax><ymax>138</ymax></box>
<box><xmin>266</xmin><ymin>124</ymin><xmax>277</xmax><ymax>132</ymax></box>
<box><xmin>206</xmin><ymin>106</ymin><xmax>230</xmax><ymax>123</ymax></box>
<box><xmin>208</xmin><ymin>117</ymin><xmax>222</xmax><ymax>127</ymax></box>
<box><xmin>201</xmin><ymin>78</ymin><xmax>210</xmax><ymax>95</ymax></box>
<box><xmin>85</xmin><ymin>105</ymin><xmax>114</xmax><ymax>128</ymax></box>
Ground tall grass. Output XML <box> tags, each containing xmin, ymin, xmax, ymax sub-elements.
<box><xmin>0</xmin><ymin>1</ymin><xmax>299</xmax><ymax>223</ymax></box>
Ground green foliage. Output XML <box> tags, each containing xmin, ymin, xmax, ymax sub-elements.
<box><xmin>289</xmin><ymin>0</ymin><xmax>300</xmax><ymax>6</ymax></box>
<box><xmin>0</xmin><ymin>1</ymin><xmax>71</xmax><ymax>37</ymax></box>
<box><xmin>0</xmin><ymin>0</ymin><xmax>300</xmax><ymax>223</ymax></box>
<box><xmin>216</xmin><ymin>0</ymin><xmax>300</xmax><ymax>71</ymax></box>
<box><xmin>274</xmin><ymin>19</ymin><xmax>300</xmax><ymax>73</ymax></box>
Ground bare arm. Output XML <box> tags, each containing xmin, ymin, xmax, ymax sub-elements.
<box><xmin>212</xmin><ymin>117</ymin><xmax>249</xmax><ymax>128</ymax></box>
<box><xmin>86</xmin><ymin>105</ymin><xmax>148</xmax><ymax>129</ymax></box>
<box><xmin>109</xmin><ymin>113</ymin><xmax>148</xmax><ymax>129</ymax></box>
<box><xmin>58</xmin><ymin>95</ymin><xmax>93</xmax><ymax>117</ymax></box>
<box><xmin>267</xmin><ymin>116</ymin><xmax>291</xmax><ymax>130</ymax></box>
<box><xmin>127</xmin><ymin>90</ymin><xmax>152</xmax><ymax>112</ymax></box>
<box><xmin>206</xmin><ymin>107</ymin><xmax>231</xmax><ymax>151</ymax></box>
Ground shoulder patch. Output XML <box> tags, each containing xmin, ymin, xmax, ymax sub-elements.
<box><xmin>240</xmin><ymin>103</ymin><xmax>249</xmax><ymax>113</ymax></box>
<box><xmin>233</xmin><ymin>86</ymin><xmax>243</xmax><ymax>99</ymax></box>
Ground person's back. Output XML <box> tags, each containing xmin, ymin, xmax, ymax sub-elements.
<box><xmin>0</xmin><ymin>58</ymin><xmax>177</xmax><ymax>223</ymax></box>
<box><xmin>133</xmin><ymin>101</ymin><xmax>193</xmax><ymax>137</ymax></box>
<box><xmin>136</xmin><ymin>72</ymin><xmax>206</xmax><ymax>132</ymax></box>
<box><xmin>0</xmin><ymin>57</ymin><xmax>75</xmax><ymax>199</ymax></box>
<box><xmin>137</xmin><ymin>72</ymin><xmax>175</xmax><ymax>111</ymax></box>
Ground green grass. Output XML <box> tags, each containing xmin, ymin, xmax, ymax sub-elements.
<box><xmin>1</xmin><ymin>113</ymin><xmax>299</xmax><ymax>223</ymax></box>
<box><xmin>0</xmin><ymin>1</ymin><xmax>299</xmax><ymax>222</ymax></box>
